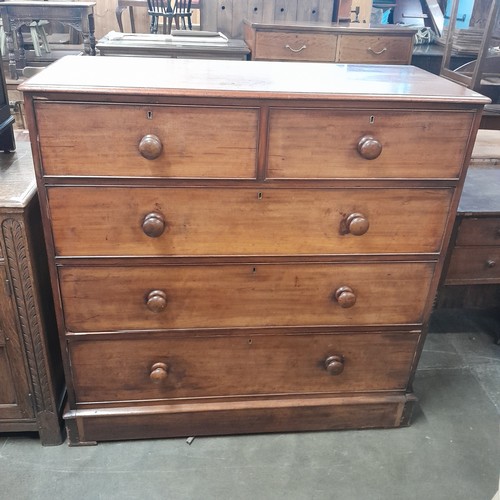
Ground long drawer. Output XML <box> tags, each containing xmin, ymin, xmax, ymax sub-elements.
<box><xmin>59</xmin><ymin>262</ymin><xmax>435</xmax><ymax>332</ymax></box>
<box><xmin>336</xmin><ymin>35</ymin><xmax>412</xmax><ymax>64</ymax></box>
<box><xmin>267</xmin><ymin>108</ymin><xmax>473</xmax><ymax>179</ymax></box>
<box><xmin>69</xmin><ymin>332</ymin><xmax>419</xmax><ymax>403</ymax></box>
<box><xmin>445</xmin><ymin>247</ymin><xmax>500</xmax><ymax>283</ymax></box>
<box><xmin>34</xmin><ymin>102</ymin><xmax>259</xmax><ymax>178</ymax></box>
<box><xmin>455</xmin><ymin>218</ymin><xmax>500</xmax><ymax>246</ymax></box>
<box><xmin>253</xmin><ymin>31</ymin><xmax>337</xmax><ymax>62</ymax></box>
<box><xmin>47</xmin><ymin>186</ymin><xmax>453</xmax><ymax>257</ymax></box>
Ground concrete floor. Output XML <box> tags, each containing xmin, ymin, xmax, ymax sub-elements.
<box><xmin>0</xmin><ymin>309</ymin><xmax>498</xmax><ymax>500</ymax></box>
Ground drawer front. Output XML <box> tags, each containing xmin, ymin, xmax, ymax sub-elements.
<box><xmin>455</xmin><ymin>218</ymin><xmax>500</xmax><ymax>246</ymax></box>
<box><xmin>337</xmin><ymin>35</ymin><xmax>412</xmax><ymax>64</ymax></box>
<box><xmin>59</xmin><ymin>262</ymin><xmax>434</xmax><ymax>332</ymax></box>
<box><xmin>69</xmin><ymin>332</ymin><xmax>419</xmax><ymax>403</ymax></box>
<box><xmin>254</xmin><ymin>31</ymin><xmax>337</xmax><ymax>61</ymax></box>
<box><xmin>34</xmin><ymin>102</ymin><xmax>259</xmax><ymax>178</ymax></box>
<box><xmin>267</xmin><ymin>108</ymin><xmax>473</xmax><ymax>179</ymax></box>
<box><xmin>48</xmin><ymin>186</ymin><xmax>452</xmax><ymax>257</ymax></box>
<box><xmin>446</xmin><ymin>247</ymin><xmax>500</xmax><ymax>283</ymax></box>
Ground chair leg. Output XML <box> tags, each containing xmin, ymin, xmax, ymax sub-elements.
<box><xmin>167</xmin><ymin>17</ymin><xmax>172</xmax><ymax>34</ymax></box>
<box><xmin>38</xmin><ymin>22</ymin><xmax>51</xmax><ymax>54</ymax></box>
<box><xmin>30</xmin><ymin>22</ymin><xmax>42</xmax><ymax>57</ymax></box>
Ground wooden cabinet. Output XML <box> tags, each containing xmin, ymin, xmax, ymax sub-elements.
<box><xmin>244</xmin><ymin>20</ymin><xmax>417</xmax><ymax>63</ymax></box>
<box><xmin>21</xmin><ymin>56</ymin><xmax>486</xmax><ymax>444</ymax></box>
<box><xmin>0</xmin><ymin>142</ymin><xmax>64</xmax><ymax>445</ymax></box>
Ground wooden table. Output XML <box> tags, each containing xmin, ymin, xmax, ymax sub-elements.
<box><xmin>0</xmin><ymin>1</ymin><xmax>96</xmax><ymax>80</ymax></box>
<box><xmin>97</xmin><ymin>32</ymin><xmax>250</xmax><ymax>60</ymax></box>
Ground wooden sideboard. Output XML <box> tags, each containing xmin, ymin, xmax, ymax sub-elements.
<box><xmin>244</xmin><ymin>20</ymin><xmax>416</xmax><ymax>63</ymax></box>
<box><xmin>0</xmin><ymin>138</ymin><xmax>65</xmax><ymax>445</ymax></box>
<box><xmin>21</xmin><ymin>56</ymin><xmax>486</xmax><ymax>444</ymax></box>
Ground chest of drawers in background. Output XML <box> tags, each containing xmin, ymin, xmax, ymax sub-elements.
<box><xmin>21</xmin><ymin>57</ymin><xmax>486</xmax><ymax>444</ymax></box>
<box><xmin>244</xmin><ymin>20</ymin><xmax>416</xmax><ymax>63</ymax></box>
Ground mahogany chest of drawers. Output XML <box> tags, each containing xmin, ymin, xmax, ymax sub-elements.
<box><xmin>21</xmin><ymin>56</ymin><xmax>486</xmax><ymax>444</ymax></box>
<box><xmin>244</xmin><ymin>20</ymin><xmax>416</xmax><ymax>64</ymax></box>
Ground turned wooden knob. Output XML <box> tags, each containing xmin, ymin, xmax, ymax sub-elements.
<box><xmin>486</xmin><ymin>259</ymin><xmax>496</xmax><ymax>268</ymax></box>
<box><xmin>357</xmin><ymin>135</ymin><xmax>382</xmax><ymax>160</ymax></box>
<box><xmin>346</xmin><ymin>213</ymin><xmax>370</xmax><ymax>236</ymax></box>
<box><xmin>334</xmin><ymin>286</ymin><xmax>356</xmax><ymax>308</ymax></box>
<box><xmin>146</xmin><ymin>290</ymin><xmax>168</xmax><ymax>313</ymax></box>
<box><xmin>139</xmin><ymin>134</ymin><xmax>162</xmax><ymax>160</ymax></box>
<box><xmin>150</xmin><ymin>362</ymin><xmax>168</xmax><ymax>382</ymax></box>
<box><xmin>142</xmin><ymin>212</ymin><xmax>166</xmax><ymax>238</ymax></box>
<box><xmin>324</xmin><ymin>355</ymin><xmax>344</xmax><ymax>375</ymax></box>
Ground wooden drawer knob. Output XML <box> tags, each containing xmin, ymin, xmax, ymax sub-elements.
<box><xmin>139</xmin><ymin>134</ymin><xmax>162</xmax><ymax>160</ymax></box>
<box><xmin>324</xmin><ymin>355</ymin><xmax>344</xmax><ymax>375</ymax></box>
<box><xmin>146</xmin><ymin>290</ymin><xmax>168</xmax><ymax>313</ymax></box>
<box><xmin>142</xmin><ymin>212</ymin><xmax>166</xmax><ymax>238</ymax></box>
<box><xmin>150</xmin><ymin>362</ymin><xmax>168</xmax><ymax>382</ymax></box>
<box><xmin>334</xmin><ymin>286</ymin><xmax>356</xmax><ymax>308</ymax></box>
<box><xmin>486</xmin><ymin>260</ymin><xmax>496</xmax><ymax>268</ymax></box>
<box><xmin>357</xmin><ymin>135</ymin><xmax>382</xmax><ymax>160</ymax></box>
<box><xmin>346</xmin><ymin>213</ymin><xmax>369</xmax><ymax>236</ymax></box>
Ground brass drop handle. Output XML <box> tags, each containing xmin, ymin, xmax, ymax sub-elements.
<box><xmin>150</xmin><ymin>362</ymin><xmax>168</xmax><ymax>383</ymax></box>
<box><xmin>142</xmin><ymin>212</ymin><xmax>166</xmax><ymax>238</ymax></box>
<box><xmin>357</xmin><ymin>135</ymin><xmax>382</xmax><ymax>160</ymax></box>
<box><xmin>139</xmin><ymin>134</ymin><xmax>163</xmax><ymax>160</ymax></box>
<box><xmin>486</xmin><ymin>260</ymin><xmax>496</xmax><ymax>268</ymax></box>
<box><xmin>146</xmin><ymin>290</ymin><xmax>168</xmax><ymax>313</ymax></box>
<box><xmin>346</xmin><ymin>213</ymin><xmax>370</xmax><ymax>236</ymax></box>
<box><xmin>368</xmin><ymin>47</ymin><xmax>387</xmax><ymax>55</ymax></box>
<box><xmin>334</xmin><ymin>286</ymin><xmax>356</xmax><ymax>308</ymax></box>
<box><xmin>285</xmin><ymin>44</ymin><xmax>307</xmax><ymax>53</ymax></box>
<box><xmin>324</xmin><ymin>355</ymin><xmax>344</xmax><ymax>375</ymax></box>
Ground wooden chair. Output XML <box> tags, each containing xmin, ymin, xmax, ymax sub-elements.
<box><xmin>147</xmin><ymin>0</ymin><xmax>192</xmax><ymax>34</ymax></box>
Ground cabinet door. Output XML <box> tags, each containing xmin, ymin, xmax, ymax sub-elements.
<box><xmin>0</xmin><ymin>266</ymin><xmax>34</xmax><ymax>420</ymax></box>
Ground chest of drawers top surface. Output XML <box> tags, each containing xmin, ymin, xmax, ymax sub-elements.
<box><xmin>19</xmin><ymin>55</ymin><xmax>487</xmax><ymax>104</ymax></box>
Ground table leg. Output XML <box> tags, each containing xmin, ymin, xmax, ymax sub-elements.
<box><xmin>115</xmin><ymin>5</ymin><xmax>126</xmax><ymax>32</ymax></box>
<box><xmin>89</xmin><ymin>13</ymin><xmax>96</xmax><ymax>55</ymax></box>
<box><xmin>5</xmin><ymin>23</ymin><xmax>17</xmax><ymax>80</ymax></box>
<box><xmin>15</xmin><ymin>28</ymin><xmax>25</xmax><ymax>76</ymax></box>
<box><xmin>82</xmin><ymin>12</ymin><xmax>96</xmax><ymax>56</ymax></box>
<box><xmin>129</xmin><ymin>6</ymin><xmax>136</xmax><ymax>33</ymax></box>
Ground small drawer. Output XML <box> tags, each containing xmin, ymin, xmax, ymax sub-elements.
<box><xmin>34</xmin><ymin>102</ymin><xmax>259</xmax><ymax>178</ymax></box>
<box><xmin>59</xmin><ymin>262</ymin><xmax>435</xmax><ymax>332</ymax></box>
<box><xmin>47</xmin><ymin>186</ymin><xmax>452</xmax><ymax>257</ymax></box>
<box><xmin>445</xmin><ymin>247</ymin><xmax>500</xmax><ymax>283</ymax></box>
<box><xmin>254</xmin><ymin>31</ymin><xmax>337</xmax><ymax>61</ymax></box>
<box><xmin>68</xmin><ymin>331</ymin><xmax>419</xmax><ymax>403</ymax></box>
<box><xmin>455</xmin><ymin>218</ymin><xmax>500</xmax><ymax>246</ymax></box>
<box><xmin>337</xmin><ymin>35</ymin><xmax>413</xmax><ymax>64</ymax></box>
<box><xmin>267</xmin><ymin>108</ymin><xmax>473</xmax><ymax>179</ymax></box>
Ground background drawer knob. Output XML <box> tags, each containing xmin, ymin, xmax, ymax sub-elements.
<box><xmin>142</xmin><ymin>212</ymin><xmax>166</xmax><ymax>238</ymax></box>
<box><xmin>486</xmin><ymin>260</ymin><xmax>496</xmax><ymax>268</ymax></box>
<box><xmin>146</xmin><ymin>290</ymin><xmax>168</xmax><ymax>312</ymax></box>
<box><xmin>334</xmin><ymin>286</ymin><xmax>356</xmax><ymax>308</ymax></box>
<box><xmin>139</xmin><ymin>134</ymin><xmax>163</xmax><ymax>160</ymax></box>
<box><xmin>324</xmin><ymin>355</ymin><xmax>344</xmax><ymax>375</ymax></box>
<box><xmin>357</xmin><ymin>135</ymin><xmax>382</xmax><ymax>160</ymax></box>
<box><xmin>346</xmin><ymin>213</ymin><xmax>370</xmax><ymax>236</ymax></box>
<box><xmin>150</xmin><ymin>362</ymin><xmax>168</xmax><ymax>382</ymax></box>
